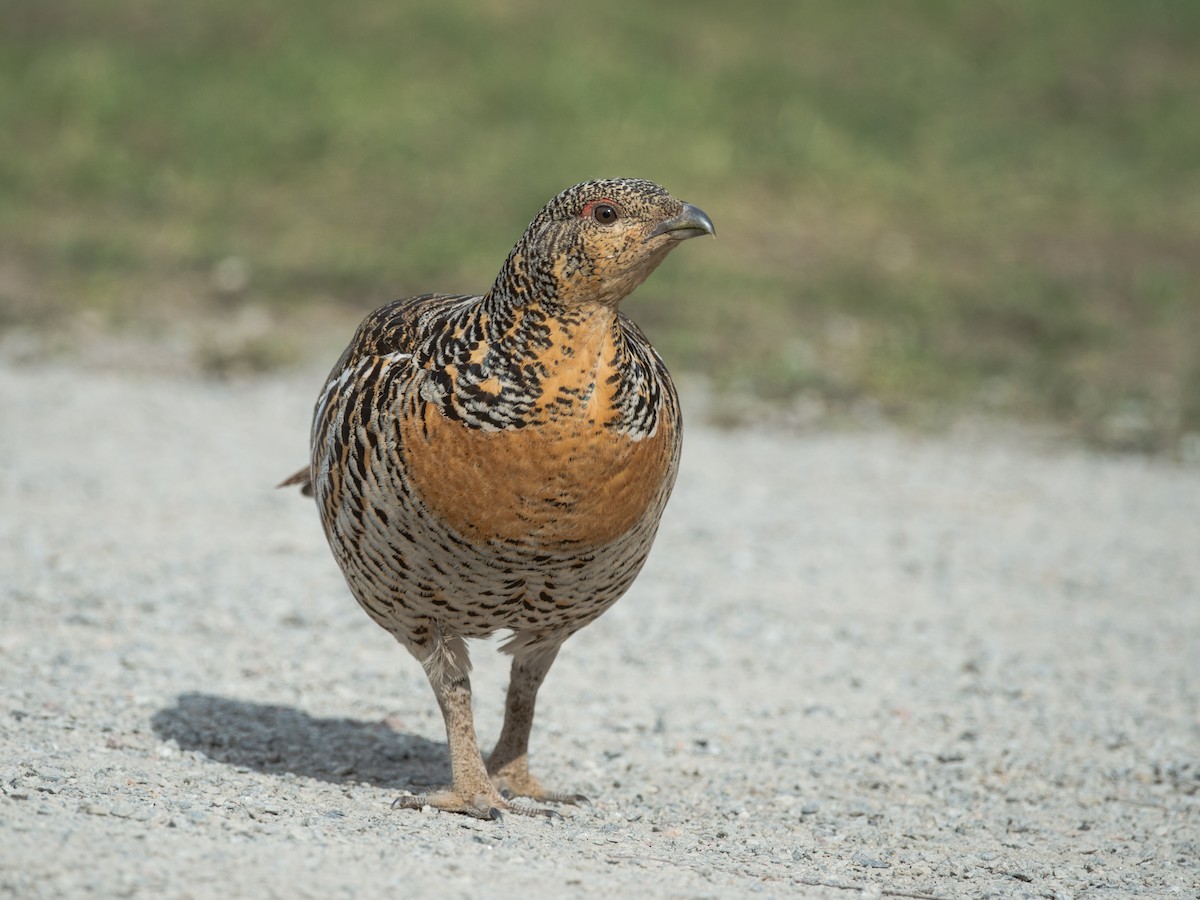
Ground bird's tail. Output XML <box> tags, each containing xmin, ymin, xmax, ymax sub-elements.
<box><xmin>277</xmin><ymin>466</ymin><xmax>314</xmax><ymax>497</ymax></box>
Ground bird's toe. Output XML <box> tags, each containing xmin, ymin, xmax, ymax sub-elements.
<box><xmin>390</xmin><ymin>788</ymin><xmax>506</xmax><ymax>821</ymax></box>
<box><xmin>490</xmin><ymin>770</ymin><xmax>589</xmax><ymax>808</ymax></box>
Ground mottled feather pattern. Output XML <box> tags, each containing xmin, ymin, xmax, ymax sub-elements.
<box><xmin>311</xmin><ymin>292</ymin><xmax>681</xmax><ymax>651</ymax></box>
<box><xmin>286</xmin><ymin>178</ymin><xmax>712</xmax><ymax>817</ymax></box>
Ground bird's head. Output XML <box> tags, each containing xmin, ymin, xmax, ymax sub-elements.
<box><xmin>491</xmin><ymin>178</ymin><xmax>714</xmax><ymax>310</ymax></box>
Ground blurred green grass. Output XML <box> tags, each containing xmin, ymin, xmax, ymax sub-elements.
<box><xmin>2</xmin><ymin>1</ymin><xmax>1198</xmax><ymax>451</ymax></box>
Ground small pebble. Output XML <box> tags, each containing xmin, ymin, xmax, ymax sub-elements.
<box><xmin>852</xmin><ymin>850</ymin><xmax>891</xmax><ymax>869</ymax></box>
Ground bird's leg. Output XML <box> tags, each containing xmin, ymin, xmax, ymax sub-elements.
<box><xmin>393</xmin><ymin>665</ymin><xmax>503</xmax><ymax>818</ymax></box>
<box><xmin>487</xmin><ymin>646</ymin><xmax>588</xmax><ymax>805</ymax></box>
<box><xmin>392</xmin><ymin>636</ymin><xmax>558</xmax><ymax>820</ymax></box>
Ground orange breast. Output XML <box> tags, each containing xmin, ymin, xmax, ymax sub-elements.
<box><xmin>399</xmin><ymin>400</ymin><xmax>675</xmax><ymax>551</ymax></box>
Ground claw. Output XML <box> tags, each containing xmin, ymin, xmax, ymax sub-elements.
<box><xmin>467</xmin><ymin>794</ymin><xmax>504</xmax><ymax>820</ymax></box>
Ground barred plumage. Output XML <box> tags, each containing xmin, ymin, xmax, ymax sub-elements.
<box><xmin>282</xmin><ymin>178</ymin><xmax>713</xmax><ymax>818</ymax></box>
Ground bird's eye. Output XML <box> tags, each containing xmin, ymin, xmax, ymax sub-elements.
<box><xmin>592</xmin><ymin>203</ymin><xmax>619</xmax><ymax>225</ymax></box>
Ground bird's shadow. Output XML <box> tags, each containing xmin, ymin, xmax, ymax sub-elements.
<box><xmin>150</xmin><ymin>692</ymin><xmax>448</xmax><ymax>789</ymax></box>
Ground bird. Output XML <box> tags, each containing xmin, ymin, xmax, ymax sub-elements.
<box><xmin>280</xmin><ymin>178</ymin><xmax>713</xmax><ymax>819</ymax></box>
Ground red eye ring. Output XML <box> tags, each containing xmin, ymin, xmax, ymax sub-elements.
<box><xmin>583</xmin><ymin>199</ymin><xmax>620</xmax><ymax>225</ymax></box>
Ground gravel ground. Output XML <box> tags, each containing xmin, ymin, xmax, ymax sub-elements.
<box><xmin>2</xmin><ymin>352</ymin><xmax>1198</xmax><ymax>899</ymax></box>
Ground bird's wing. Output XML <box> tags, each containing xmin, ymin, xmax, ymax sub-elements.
<box><xmin>278</xmin><ymin>293</ymin><xmax>479</xmax><ymax>495</ymax></box>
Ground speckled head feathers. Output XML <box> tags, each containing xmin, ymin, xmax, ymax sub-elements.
<box><xmin>536</xmin><ymin>178</ymin><xmax>674</xmax><ymax>223</ymax></box>
<box><xmin>489</xmin><ymin>178</ymin><xmax>713</xmax><ymax>309</ymax></box>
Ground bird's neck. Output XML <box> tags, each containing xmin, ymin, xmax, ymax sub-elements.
<box><xmin>472</xmin><ymin>289</ymin><xmax>633</xmax><ymax>423</ymax></box>
<box><xmin>482</xmin><ymin>274</ymin><xmax>625</xmax><ymax>367</ymax></box>
<box><xmin>551</xmin><ymin>301</ymin><xmax>622</xmax><ymax>359</ymax></box>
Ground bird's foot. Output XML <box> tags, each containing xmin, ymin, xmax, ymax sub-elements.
<box><xmin>391</xmin><ymin>789</ymin><xmax>503</xmax><ymax>820</ymax></box>
<box><xmin>490</xmin><ymin>769</ymin><xmax>590</xmax><ymax>807</ymax></box>
<box><xmin>391</xmin><ymin>787</ymin><xmax>562</xmax><ymax>821</ymax></box>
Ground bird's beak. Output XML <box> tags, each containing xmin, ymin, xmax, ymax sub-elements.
<box><xmin>646</xmin><ymin>203</ymin><xmax>716</xmax><ymax>242</ymax></box>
